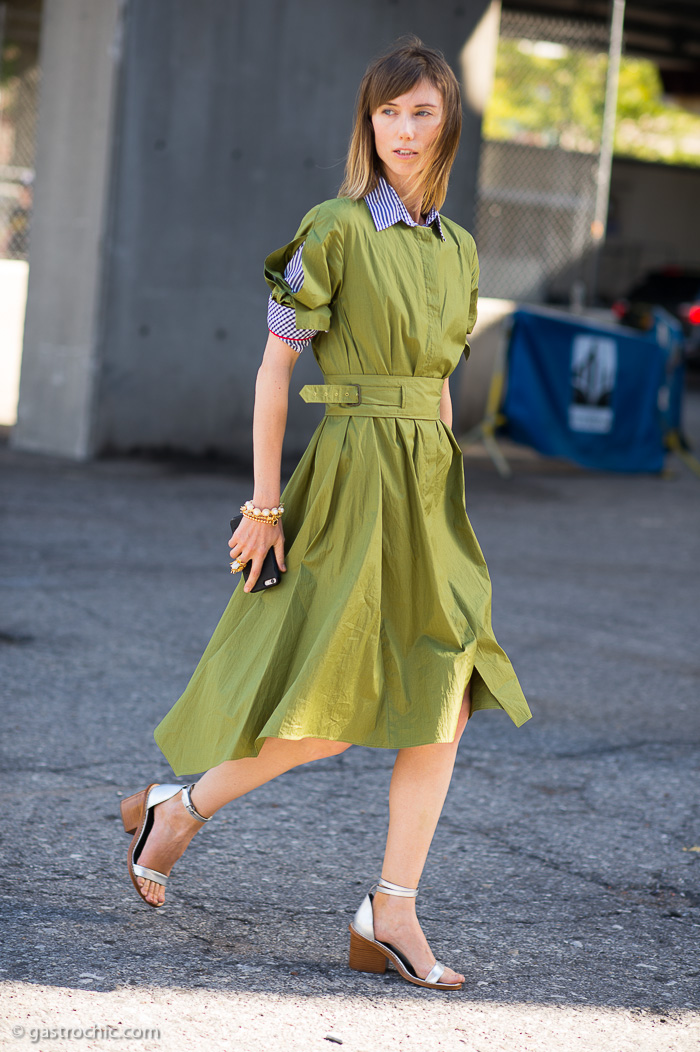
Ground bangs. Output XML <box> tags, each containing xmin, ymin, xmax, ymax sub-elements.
<box><xmin>364</xmin><ymin>59</ymin><xmax>438</xmax><ymax>115</ymax></box>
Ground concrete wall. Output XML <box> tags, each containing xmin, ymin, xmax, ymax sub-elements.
<box><xmin>91</xmin><ymin>0</ymin><xmax>495</xmax><ymax>460</ymax></box>
<box><xmin>11</xmin><ymin>0</ymin><xmax>123</xmax><ymax>458</ymax></box>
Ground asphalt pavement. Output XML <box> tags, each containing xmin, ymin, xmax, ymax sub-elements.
<box><xmin>1</xmin><ymin>381</ymin><xmax>699</xmax><ymax>1052</ymax></box>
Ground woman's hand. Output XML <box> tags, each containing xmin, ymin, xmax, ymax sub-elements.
<box><xmin>228</xmin><ymin>516</ymin><xmax>287</xmax><ymax>593</ymax></box>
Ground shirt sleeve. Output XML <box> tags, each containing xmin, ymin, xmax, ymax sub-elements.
<box><xmin>266</xmin><ymin>243</ymin><xmax>317</xmax><ymax>351</ymax></box>
<box><xmin>264</xmin><ymin>203</ymin><xmax>344</xmax><ymax>345</ymax></box>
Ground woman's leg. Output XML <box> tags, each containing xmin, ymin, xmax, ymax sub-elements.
<box><xmin>136</xmin><ymin>736</ymin><xmax>351</xmax><ymax>906</ymax></box>
<box><xmin>371</xmin><ymin>680</ymin><xmax>472</xmax><ymax>984</ymax></box>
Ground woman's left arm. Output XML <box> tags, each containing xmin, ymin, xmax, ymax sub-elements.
<box><xmin>439</xmin><ymin>377</ymin><xmax>452</xmax><ymax>429</ymax></box>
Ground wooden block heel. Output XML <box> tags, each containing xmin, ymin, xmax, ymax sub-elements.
<box><xmin>348</xmin><ymin>925</ymin><xmax>387</xmax><ymax>973</ymax></box>
<box><xmin>120</xmin><ymin>789</ymin><xmax>148</xmax><ymax>834</ymax></box>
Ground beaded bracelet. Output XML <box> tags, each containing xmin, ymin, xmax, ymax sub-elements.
<box><xmin>239</xmin><ymin>498</ymin><xmax>285</xmax><ymax>526</ymax></box>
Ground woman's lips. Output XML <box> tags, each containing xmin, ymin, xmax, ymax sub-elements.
<box><xmin>394</xmin><ymin>149</ymin><xmax>417</xmax><ymax>156</ymax></box>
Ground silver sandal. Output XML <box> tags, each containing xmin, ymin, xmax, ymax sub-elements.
<box><xmin>348</xmin><ymin>876</ymin><xmax>463</xmax><ymax>990</ymax></box>
<box><xmin>120</xmin><ymin>782</ymin><xmax>210</xmax><ymax>907</ymax></box>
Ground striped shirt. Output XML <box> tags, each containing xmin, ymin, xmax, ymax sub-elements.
<box><xmin>267</xmin><ymin>175</ymin><xmax>445</xmax><ymax>350</ymax></box>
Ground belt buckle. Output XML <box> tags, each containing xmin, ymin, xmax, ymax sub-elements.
<box><xmin>342</xmin><ymin>383</ymin><xmax>362</xmax><ymax>406</ymax></box>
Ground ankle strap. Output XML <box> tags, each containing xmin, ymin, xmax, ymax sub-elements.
<box><xmin>374</xmin><ymin>876</ymin><xmax>418</xmax><ymax>898</ymax></box>
<box><xmin>181</xmin><ymin>784</ymin><xmax>211</xmax><ymax>822</ymax></box>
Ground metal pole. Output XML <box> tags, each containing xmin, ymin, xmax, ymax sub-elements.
<box><xmin>590</xmin><ymin>0</ymin><xmax>625</xmax><ymax>305</ymax></box>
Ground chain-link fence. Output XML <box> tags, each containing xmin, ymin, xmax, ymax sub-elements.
<box><xmin>0</xmin><ymin>1</ymin><xmax>41</xmax><ymax>261</ymax></box>
<box><xmin>476</xmin><ymin>9</ymin><xmax>612</xmax><ymax>305</ymax></box>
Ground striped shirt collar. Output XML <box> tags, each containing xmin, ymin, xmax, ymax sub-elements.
<box><xmin>364</xmin><ymin>175</ymin><xmax>446</xmax><ymax>242</ymax></box>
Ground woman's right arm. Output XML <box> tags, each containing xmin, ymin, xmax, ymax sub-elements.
<box><xmin>228</xmin><ymin>332</ymin><xmax>301</xmax><ymax>592</ymax></box>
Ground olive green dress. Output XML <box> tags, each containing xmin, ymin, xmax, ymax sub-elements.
<box><xmin>154</xmin><ymin>196</ymin><xmax>531</xmax><ymax>775</ymax></box>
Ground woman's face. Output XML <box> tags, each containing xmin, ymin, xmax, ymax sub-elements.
<box><xmin>371</xmin><ymin>79</ymin><xmax>444</xmax><ymax>190</ymax></box>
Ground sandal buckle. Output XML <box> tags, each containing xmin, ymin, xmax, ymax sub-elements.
<box><xmin>181</xmin><ymin>784</ymin><xmax>211</xmax><ymax>822</ymax></box>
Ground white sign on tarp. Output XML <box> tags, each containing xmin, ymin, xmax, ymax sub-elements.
<box><xmin>569</xmin><ymin>335</ymin><xmax>617</xmax><ymax>434</ymax></box>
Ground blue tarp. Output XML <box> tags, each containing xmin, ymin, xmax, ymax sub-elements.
<box><xmin>501</xmin><ymin>306</ymin><xmax>685</xmax><ymax>473</ymax></box>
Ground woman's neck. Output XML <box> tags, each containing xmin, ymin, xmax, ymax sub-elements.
<box><xmin>381</xmin><ymin>171</ymin><xmax>425</xmax><ymax>225</ymax></box>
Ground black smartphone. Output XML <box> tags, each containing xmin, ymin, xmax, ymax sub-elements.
<box><xmin>229</xmin><ymin>514</ymin><xmax>281</xmax><ymax>592</ymax></box>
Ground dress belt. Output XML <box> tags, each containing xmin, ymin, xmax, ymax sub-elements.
<box><xmin>299</xmin><ymin>374</ymin><xmax>444</xmax><ymax>420</ymax></box>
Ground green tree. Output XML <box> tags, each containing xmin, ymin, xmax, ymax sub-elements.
<box><xmin>483</xmin><ymin>39</ymin><xmax>700</xmax><ymax>168</ymax></box>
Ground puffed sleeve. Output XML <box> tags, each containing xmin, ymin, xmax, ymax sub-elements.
<box><xmin>264</xmin><ymin>203</ymin><xmax>344</xmax><ymax>335</ymax></box>
<box><xmin>464</xmin><ymin>236</ymin><xmax>480</xmax><ymax>361</ymax></box>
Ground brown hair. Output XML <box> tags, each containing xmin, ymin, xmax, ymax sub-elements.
<box><xmin>338</xmin><ymin>36</ymin><xmax>462</xmax><ymax>214</ymax></box>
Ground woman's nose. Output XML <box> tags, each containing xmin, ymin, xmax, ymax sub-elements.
<box><xmin>398</xmin><ymin>118</ymin><xmax>415</xmax><ymax>140</ymax></box>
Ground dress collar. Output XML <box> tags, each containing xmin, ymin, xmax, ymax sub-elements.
<box><xmin>364</xmin><ymin>174</ymin><xmax>446</xmax><ymax>242</ymax></box>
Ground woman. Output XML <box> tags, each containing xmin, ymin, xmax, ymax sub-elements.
<box><xmin>121</xmin><ymin>36</ymin><xmax>531</xmax><ymax>992</ymax></box>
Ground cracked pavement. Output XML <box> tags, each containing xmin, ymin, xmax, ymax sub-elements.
<box><xmin>1</xmin><ymin>379</ymin><xmax>699</xmax><ymax>1051</ymax></box>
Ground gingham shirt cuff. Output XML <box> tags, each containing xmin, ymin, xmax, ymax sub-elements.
<box><xmin>267</xmin><ymin>299</ymin><xmax>317</xmax><ymax>350</ymax></box>
<box><xmin>267</xmin><ymin>242</ymin><xmax>319</xmax><ymax>350</ymax></box>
